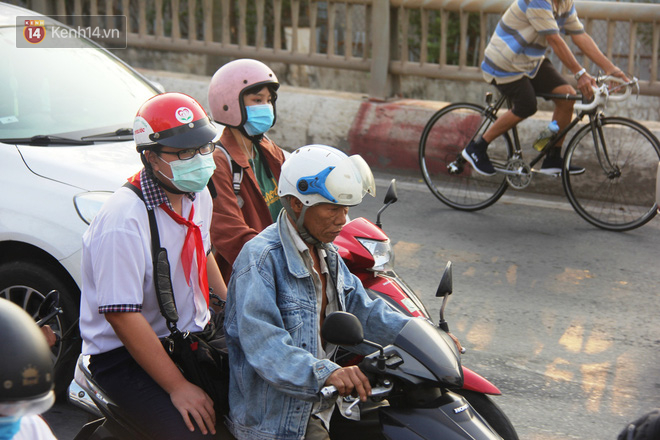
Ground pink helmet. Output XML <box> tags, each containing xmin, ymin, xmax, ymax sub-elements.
<box><xmin>208</xmin><ymin>58</ymin><xmax>279</xmax><ymax>128</ymax></box>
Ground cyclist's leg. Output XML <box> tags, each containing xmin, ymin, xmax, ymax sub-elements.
<box><xmin>482</xmin><ymin>110</ymin><xmax>522</xmax><ymax>143</ymax></box>
<box><xmin>462</xmin><ymin>78</ymin><xmax>531</xmax><ymax>175</ymax></box>
<box><xmin>530</xmin><ymin>60</ymin><xmax>584</xmax><ymax>175</ymax></box>
<box><xmin>531</xmin><ymin>59</ymin><xmax>574</xmax><ymax>146</ymax></box>
<box><xmin>484</xmin><ymin>79</ymin><xmax>535</xmax><ymax>142</ymax></box>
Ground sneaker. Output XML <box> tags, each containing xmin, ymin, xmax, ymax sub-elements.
<box><xmin>462</xmin><ymin>141</ymin><xmax>496</xmax><ymax>176</ymax></box>
<box><xmin>538</xmin><ymin>155</ymin><xmax>585</xmax><ymax>175</ymax></box>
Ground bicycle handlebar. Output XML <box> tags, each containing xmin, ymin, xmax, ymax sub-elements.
<box><xmin>573</xmin><ymin>76</ymin><xmax>638</xmax><ymax>111</ymax></box>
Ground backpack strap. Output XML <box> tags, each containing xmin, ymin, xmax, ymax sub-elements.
<box><xmin>215</xmin><ymin>143</ymin><xmax>243</xmax><ymax>197</ymax></box>
<box><xmin>123</xmin><ymin>181</ymin><xmax>180</xmax><ymax>328</ymax></box>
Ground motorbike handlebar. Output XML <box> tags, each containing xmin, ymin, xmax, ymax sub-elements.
<box><xmin>320</xmin><ymin>380</ymin><xmax>393</xmax><ymax>401</ymax></box>
<box><xmin>320</xmin><ymin>385</ymin><xmax>338</xmax><ymax>399</ymax></box>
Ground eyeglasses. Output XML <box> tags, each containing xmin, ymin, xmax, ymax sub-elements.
<box><xmin>158</xmin><ymin>143</ymin><xmax>216</xmax><ymax>160</ymax></box>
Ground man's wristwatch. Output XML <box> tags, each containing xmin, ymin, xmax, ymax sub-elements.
<box><xmin>574</xmin><ymin>68</ymin><xmax>587</xmax><ymax>80</ymax></box>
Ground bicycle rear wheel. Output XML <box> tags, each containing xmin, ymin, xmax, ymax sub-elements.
<box><xmin>563</xmin><ymin>116</ymin><xmax>660</xmax><ymax>231</ymax></box>
<box><xmin>419</xmin><ymin>103</ymin><xmax>513</xmax><ymax>211</ymax></box>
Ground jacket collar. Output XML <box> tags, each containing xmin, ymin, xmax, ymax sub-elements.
<box><xmin>276</xmin><ymin>211</ymin><xmax>338</xmax><ymax>278</ymax></box>
<box><xmin>277</xmin><ymin>211</ymin><xmax>310</xmax><ymax>279</ymax></box>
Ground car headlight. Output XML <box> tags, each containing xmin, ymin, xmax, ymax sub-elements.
<box><xmin>356</xmin><ymin>238</ymin><xmax>394</xmax><ymax>272</ymax></box>
<box><xmin>74</xmin><ymin>191</ymin><xmax>113</xmax><ymax>225</ymax></box>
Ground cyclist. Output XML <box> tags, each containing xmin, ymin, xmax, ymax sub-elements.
<box><xmin>0</xmin><ymin>298</ymin><xmax>57</xmax><ymax>440</ymax></box>
<box><xmin>462</xmin><ymin>0</ymin><xmax>628</xmax><ymax>176</ymax></box>
<box><xmin>79</xmin><ymin>92</ymin><xmax>228</xmax><ymax>439</ymax></box>
<box><xmin>208</xmin><ymin>58</ymin><xmax>286</xmax><ymax>282</ymax></box>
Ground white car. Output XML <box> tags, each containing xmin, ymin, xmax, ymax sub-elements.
<box><xmin>0</xmin><ymin>3</ymin><xmax>159</xmax><ymax>394</ymax></box>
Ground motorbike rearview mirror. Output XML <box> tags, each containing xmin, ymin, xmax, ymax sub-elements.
<box><xmin>383</xmin><ymin>179</ymin><xmax>398</xmax><ymax>205</ymax></box>
<box><xmin>436</xmin><ymin>262</ymin><xmax>453</xmax><ymax>333</ymax></box>
<box><xmin>36</xmin><ymin>290</ymin><xmax>62</xmax><ymax>327</ymax></box>
<box><xmin>376</xmin><ymin>179</ymin><xmax>398</xmax><ymax>229</ymax></box>
<box><xmin>435</xmin><ymin>261</ymin><xmax>453</xmax><ymax>297</ymax></box>
<box><xmin>38</xmin><ymin>290</ymin><xmax>60</xmax><ymax>320</ymax></box>
<box><xmin>322</xmin><ymin>312</ymin><xmax>389</xmax><ymax>371</ymax></box>
<box><xmin>322</xmin><ymin>311</ymin><xmax>364</xmax><ymax>346</ymax></box>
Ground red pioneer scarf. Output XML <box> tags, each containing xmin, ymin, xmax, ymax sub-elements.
<box><xmin>128</xmin><ymin>172</ymin><xmax>209</xmax><ymax>306</ymax></box>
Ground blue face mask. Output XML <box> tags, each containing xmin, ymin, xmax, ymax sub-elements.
<box><xmin>0</xmin><ymin>417</ymin><xmax>21</xmax><ymax>440</ymax></box>
<box><xmin>158</xmin><ymin>153</ymin><xmax>216</xmax><ymax>193</ymax></box>
<box><xmin>244</xmin><ymin>104</ymin><xmax>274</xmax><ymax>136</ymax></box>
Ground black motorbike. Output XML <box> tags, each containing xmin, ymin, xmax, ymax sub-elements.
<box><xmin>322</xmin><ymin>262</ymin><xmax>503</xmax><ymax>439</ymax></box>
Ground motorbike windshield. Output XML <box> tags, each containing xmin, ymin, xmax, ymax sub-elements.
<box><xmin>324</xmin><ymin>155</ymin><xmax>376</xmax><ymax>206</ymax></box>
<box><xmin>394</xmin><ymin>319</ymin><xmax>463</xmax><ymax>388</ymax></box>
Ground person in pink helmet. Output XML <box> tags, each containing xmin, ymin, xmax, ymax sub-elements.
<box><xmin>208</xmin><ymin>59</ymin><xmax>287</xmax><ymax>282</ymax></box>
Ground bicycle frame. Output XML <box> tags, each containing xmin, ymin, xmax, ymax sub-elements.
<box><xmin>477</xmin><ymin>92</ymin><xmax>610</xmax><ymax>177</ymax></box>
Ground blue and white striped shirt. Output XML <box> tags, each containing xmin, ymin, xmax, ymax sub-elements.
<box><xmin>482</xmin><ymin>0</ymin><xmax>585</xmax><ymax>84</ymax></box>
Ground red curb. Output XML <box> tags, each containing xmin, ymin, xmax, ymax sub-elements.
<box><xmin>347</xmin><ymin>99</ymin><xmax>442</xmax><ymax>172</ymax></box>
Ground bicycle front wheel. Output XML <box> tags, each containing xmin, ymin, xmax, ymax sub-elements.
<box><xmin>419</xmin><ymin>103</ymin><xmax>513</xmax><ymax>211</ymax></box>
<box><xmin>563</xmin><ymin>116</ymin><xmax>660</xmax><ymax>231</ymax></box>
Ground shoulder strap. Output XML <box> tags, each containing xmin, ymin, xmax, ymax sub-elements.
<box><xmin>123</xmin><ymin>182</ymin><xmax>180</xmax><ymax>328</ymax></box>
<box><xmin>215</xmin><ymin>143</ymin><xmax>243</xmax><ymax>196</ymax></box>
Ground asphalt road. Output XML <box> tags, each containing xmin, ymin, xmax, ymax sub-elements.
<box><xmin>43</xmin><ymin>172</ymin><xmax>660</xmax><ymax>439</ymax></box>
<box><xmin>353</xmin><ymin>173</ymin><xmax>660</xmax><ymax>440</ymax></box>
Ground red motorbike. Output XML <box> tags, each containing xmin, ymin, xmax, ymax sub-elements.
<box><xmin>334</xmin><ymin>179</ymin><xmax>519</xmax><ymax>440</ymax></box>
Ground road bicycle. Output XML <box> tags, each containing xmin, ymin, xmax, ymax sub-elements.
<box><xmin>418</xmin><ymin>76</ymin><xmax>660</xmax><ymax>231</ymax></box>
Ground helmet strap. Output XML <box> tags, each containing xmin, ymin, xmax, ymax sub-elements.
<box><xmin>281</xmin><ymin>198</ymin><xmax>322</xmax><ymax>247</ymax></box>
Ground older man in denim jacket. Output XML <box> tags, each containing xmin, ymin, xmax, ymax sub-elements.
<box><xmin>224</xmin><ymin>145</ymin><xmax>410</xmax><ymax>440</ymax></box>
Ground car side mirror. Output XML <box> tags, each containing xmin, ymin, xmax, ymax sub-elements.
<box><xmin>321</xmin><ymin>312</ymin><xmax>364</xmax><ymax>346</ymax></box>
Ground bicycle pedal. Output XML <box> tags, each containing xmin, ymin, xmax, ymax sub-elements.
<box><xmin>532</xmin><ymin>168</ymin><xmax>561</xmax><ymax>177</ymax></box>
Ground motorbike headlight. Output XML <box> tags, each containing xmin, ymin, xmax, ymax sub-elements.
<box><xmin>356</xmin><ymin>238</ymin><xmax>394</xmax><ymax>272</ymax></box>
<box><xmin>74</xmin><ymin>191</ymin><xmax>113</xmax><ymax>225</ymax></box>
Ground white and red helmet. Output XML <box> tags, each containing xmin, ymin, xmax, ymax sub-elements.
<box><xmin>133</xmin><ymin>92</ymin><xmax>217</xmax><ymax>151</ymax></box>
<box><xmin>208</xmin><ymin>58</ymin><xmax>279</xmax><ymax>128</ymax></box>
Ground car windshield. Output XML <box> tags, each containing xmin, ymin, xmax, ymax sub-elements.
<box><xmin>0</xmin><ymin>25</ymin><xmax>157</xmax><ymax>141</ymax></box>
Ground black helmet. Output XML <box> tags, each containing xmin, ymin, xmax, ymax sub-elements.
<box><xmin>0</xmin><ymin>299</ymin><xmax>54</xmax><ymax>417</ymax></box>
<box><xmin>618</xmin><ymin>409</ymin><xmax>660</xmax><ymax>440</ymax></box>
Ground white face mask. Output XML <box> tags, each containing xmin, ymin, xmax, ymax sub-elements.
<box><xmin>157</xmin><ymin>153</ymin><xmax>216</xmax><ymax>193</ymax></box>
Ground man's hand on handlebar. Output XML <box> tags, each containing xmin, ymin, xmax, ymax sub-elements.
<box><xmin>325</xmin><ymin>366</ymin><xmax>372</xmax><ymax>402</ymax></box>
<box><xmin>605</xmin><ymin>70</ymin><xmax>632</xmax><ymax>95</ymax></box>
<box><xmin>577</xmin><ymin>72</ymin><xmax>597</xmax><ymax>100</ymax></box>
<box><xmin>608</xmin><ymin>69</ymin><xmax>630</xmax><ymax>84</ymax></box>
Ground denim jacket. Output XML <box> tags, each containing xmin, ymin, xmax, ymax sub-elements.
<box><xmin>224</xmin><ymin>212</ymin><xmax>409</xmax><ymax>440</ymax></box>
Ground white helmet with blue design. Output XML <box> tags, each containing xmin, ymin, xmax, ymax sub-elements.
<box><xmin>278</xmin><ymin>145</ymin><xmax>375</xmax><ymax>244</ymax></box>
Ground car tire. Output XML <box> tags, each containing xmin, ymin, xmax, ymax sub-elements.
<box><xmin>0</xmin><ymin>260</ymin><xmax>81</xmax><ymax>398</ymax></box>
